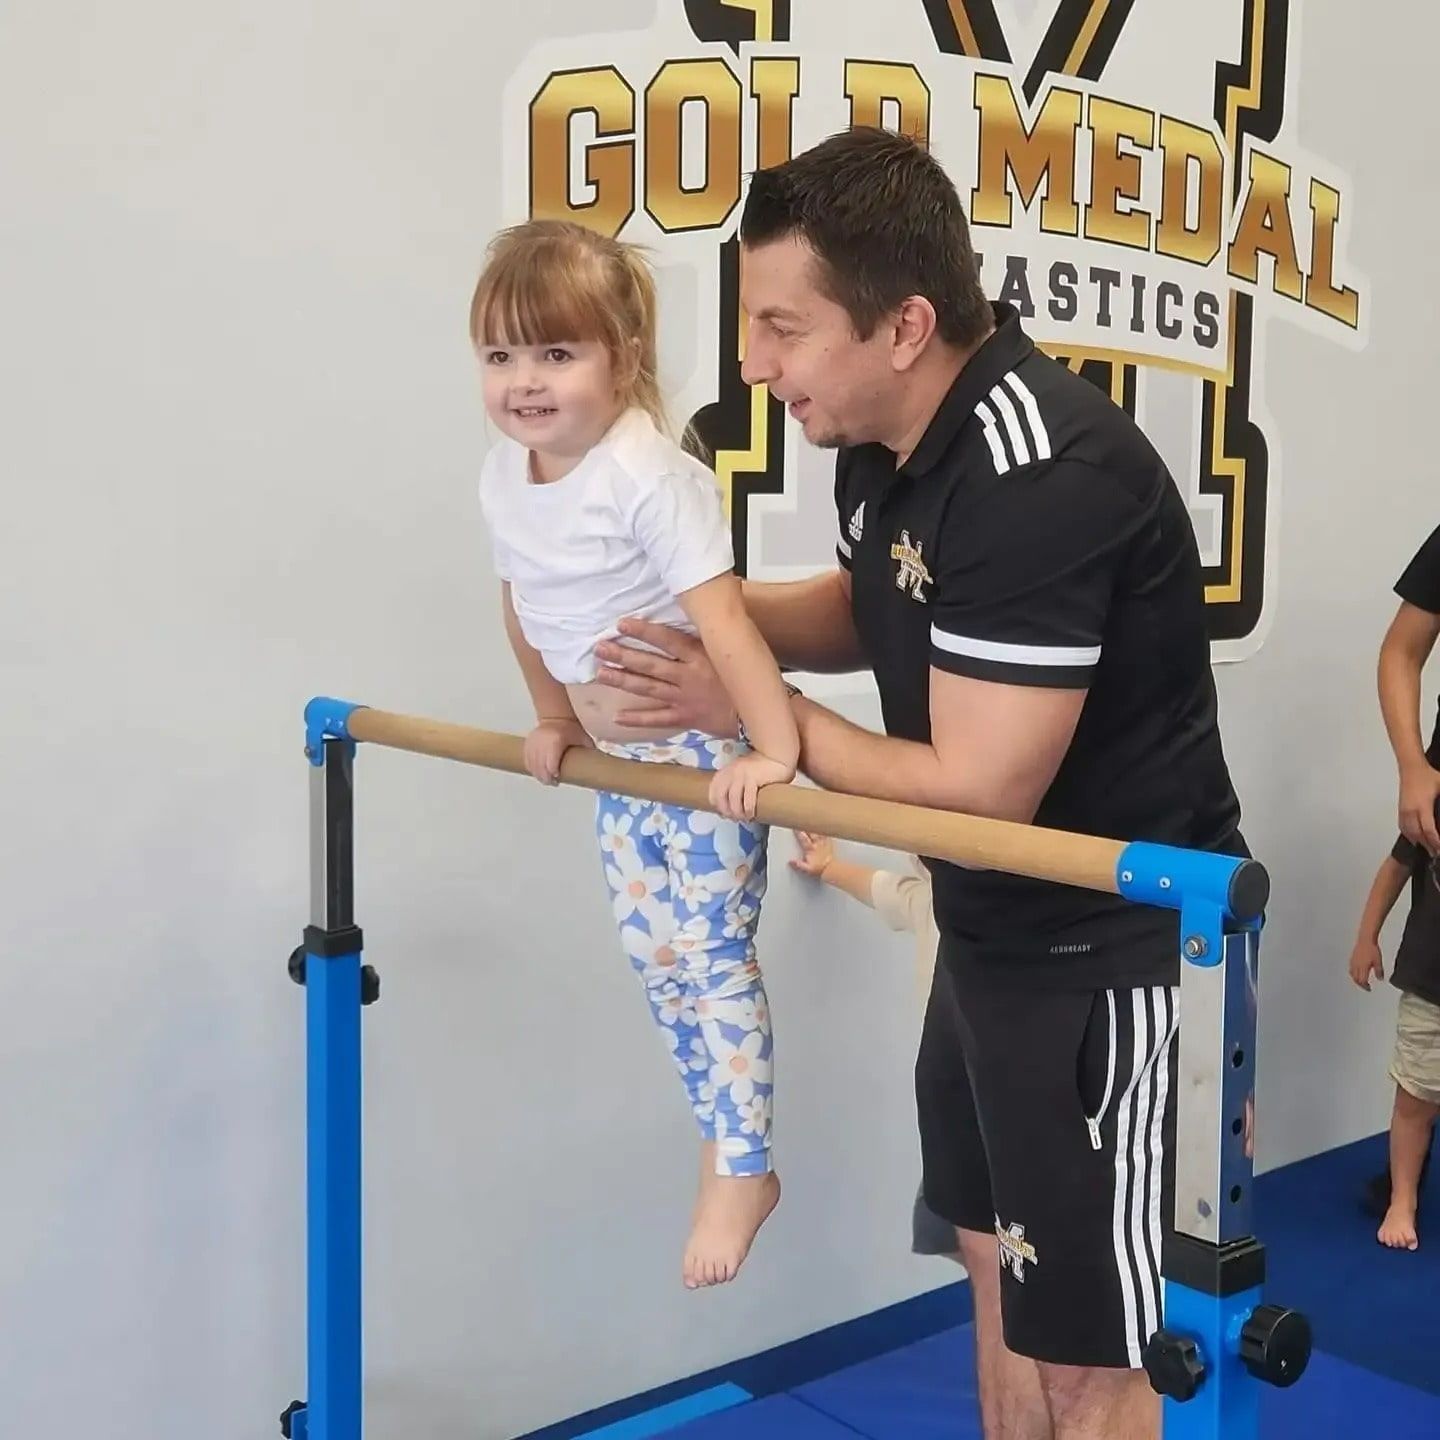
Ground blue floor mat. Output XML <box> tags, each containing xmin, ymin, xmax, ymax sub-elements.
<box><xmin>654</xmin><ymin>1326</ymin><xmax>1440</xmax><ymax>1439</ymax></box>
<box><xmin>556</xmin><ymin>1131</ymin><xmax>1440</xmax><ymax>1440</ymax></box>
<box><xmin>1256</xmin><ymin>1132</ymin><xmax>1440</xmax><ymax>1394</ymax></box>
<box><xmin>660</xmin><ymin>1393</ymin><xmax>868</xmax><ymax>1438</ymax></box>
<box><xmin>793</xmin><ymin>1328</ymin><xmax>981</xmax><ymax>1440</ymax></box>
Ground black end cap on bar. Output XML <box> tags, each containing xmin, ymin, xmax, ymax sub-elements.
<box><xmin>1227</xmin><ymin>860</ymin><xmax>1270</xmax><ymax>924</ymax></box>
<box><xmin>302</xmin><ymin>924</ymin><xmax>365</xmax><ymax>959</ymax></box>
<box><xmin>1164</xmin><ymin>1233</ymin><xmax>1266</xmax><ymax>1297</ymax></box>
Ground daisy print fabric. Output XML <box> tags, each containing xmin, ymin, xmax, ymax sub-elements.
<box><xmin>595</xmin><ymin>731</ymin><xmax>773</xmax><ymax>1177</ymax></box>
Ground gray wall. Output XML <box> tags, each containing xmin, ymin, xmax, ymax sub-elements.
<box><xmin>0</xmin><ymin>3</ymin><xmax>1427</xmax><ymax>1438</ymax></box>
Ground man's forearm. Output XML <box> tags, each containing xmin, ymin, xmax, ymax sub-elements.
<box><xmin>794</xmin><ymin>697</ymin><xmax>958</xmax><ymax>810</ymax></box>
<box><xmin>741</xmin><ymin>571</ymin><xmax>867</xmax><ymax>674</ymax></box>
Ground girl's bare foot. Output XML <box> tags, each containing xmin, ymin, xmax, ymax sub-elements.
<box><xmin>1379</xmin><ymin>1203</ymin><xmax>1420</xmax><ymax>1250</ymax></box>
<box><xmin>683</xmin><ymin>1145</ymin><xmax>780</xmax><ymax>1288</ymax></box>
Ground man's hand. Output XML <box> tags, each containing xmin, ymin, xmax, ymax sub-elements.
<box><xmin>523</xmin><ymin>718</ymin><xmax>592</xmax><ymax>785</ymax></box>
<box><xmin>1348</xmin><ymin>938</ymin><xmax>1385</xmax><ymax>992</ymax></box>
<box><xmin>709</xmin><ymin>753</ymin><xmax>794</xmax><ymax>821</ymax></box>
<box><xmin>593</xmin><ymin>619</ymin><xmax>740</xmax><ymax>736</ymax></box>
<box><xmin>1398</xmin><ymin>760</ymin><xmax>1440</xmax><ymax>854</ymax></box>
<box><xmin>789</xmin><ymin>830</ymin><xmax>836</xmax><ymax>879</ymax></box>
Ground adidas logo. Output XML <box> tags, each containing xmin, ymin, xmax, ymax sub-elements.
<box><xmin>848</xmin><ymin>502</ymin><xmax>865</xmax><ymax>543</ymax></box>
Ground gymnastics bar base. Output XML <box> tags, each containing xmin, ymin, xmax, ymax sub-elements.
<box><xmin>285</xmin><ymin>697</ymin><xmax>1304</xmax><ymax>1440</ymax></box>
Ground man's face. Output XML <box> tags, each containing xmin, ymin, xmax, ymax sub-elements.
<box><xmin>739</xmin><ymin>235</ymin><xmax>897</xmax><ymax>450</ymax></box>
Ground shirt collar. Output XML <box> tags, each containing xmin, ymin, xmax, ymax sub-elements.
<box><xmin>900</xmin><ymin>302</ymin><xmax>1033</xmax><ymax>479</ymax></box>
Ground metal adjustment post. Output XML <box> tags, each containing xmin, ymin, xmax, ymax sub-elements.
<box><xmin>1119</xmin><ymin>845</ymin><xmax>1311</xmax><ymax>1438</ymax></box>
<box><xmin>281</xmin><ymin>699</ymin><xmax>375</xmax><ymax>1440</ymax></box>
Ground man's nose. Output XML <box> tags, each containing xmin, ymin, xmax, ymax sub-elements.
<box><xmin>740</xmin><ymin>323</ymin><xmax>777</xmax><ymax>387</ymax></box>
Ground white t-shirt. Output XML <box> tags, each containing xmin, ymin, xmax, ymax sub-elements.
<box><xmin>479</xmin><ymin>409</ymin><xmax>734</xmax><ymax>684</ymax></box>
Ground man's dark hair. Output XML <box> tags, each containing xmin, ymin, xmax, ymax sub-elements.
<box><xmin>740</xmin><ymin>126</ymin><xmax>991</xmax><ymax>348</ymax></box>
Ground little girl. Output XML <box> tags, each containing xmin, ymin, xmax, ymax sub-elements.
<box><xmin>472</xmin><ymin>219</ymin><xmax>799</xmax><ymax>1288</ymax></box>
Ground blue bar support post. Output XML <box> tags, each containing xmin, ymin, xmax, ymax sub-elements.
<box><xmin>284</xmin><ymin>704</ymin><xmax>371</xmax><ymax>1440</ymax></box>
<box><xmin>1118</xmin><ymin>843</ymin><xmax>1309</xmax><ymax>1438</ymax></box>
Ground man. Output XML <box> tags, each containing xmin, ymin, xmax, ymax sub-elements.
<box><xmin>593</xmin><ymin>127</ymin><xmax>1245</xmax><ymax>1440</ymax></box>
<box><xmin>1364</xmin><ymin>523</ymin><xmax>1440</xmax><ymax>1218</ymax></box>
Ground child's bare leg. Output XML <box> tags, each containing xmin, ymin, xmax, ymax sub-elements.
<box><xmin>1379</xmin><ymin>1084</ymin><xmax>1439</xmax><ymax>1250</ymax></box>
<box><xmin>684</xmin><ymin>1142</ymin><xmax>781</xmax><ymax>1289</ymax></box>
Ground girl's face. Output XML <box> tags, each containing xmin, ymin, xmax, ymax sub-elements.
<box><xmin>477</xmin><ymin>338</ymin><xmax>625</xmax><ymax>476</ymax></box>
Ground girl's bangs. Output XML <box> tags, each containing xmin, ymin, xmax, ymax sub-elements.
<box><xmin>473</xmin><ymin>246</ymin><xmax>612</xmax><ymax>348</ymax></box>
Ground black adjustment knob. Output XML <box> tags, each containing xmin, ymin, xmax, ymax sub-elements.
<box><xmin>1142</xmin><ymin>1331</ymin><xmax>1205</xmax><ymax>1401</ymax></box>
<box><xmin>288</xmin><ymin>947</ymin><xmax>307</xmax><ymax>986</ymax></box>
<box><xmin>1240</xmin><ymin>1305</ymin><xmax>1312</xmax><ymax>1388</ymax></box>
<box><xmin>360</xmin><ymin>964</ymin><xmax>381</xmax><ymax>1006</ymax></box>
<box><xmin>280</xmin><ymin>1400</ymin><xmax>306</xmax><ymax>1437</ymax></box>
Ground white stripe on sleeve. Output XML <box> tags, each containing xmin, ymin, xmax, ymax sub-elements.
<box><xmin>930</xmin><ymin>628</ymin><xmax>1101</xmax><ymax>668</ymax></box>
<box><xmin>1004</xmin><ymin>372</ymin><xmax>1051</xmax><ymax>461</ymax></box>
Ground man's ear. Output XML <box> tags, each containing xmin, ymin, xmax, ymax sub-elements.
<box><xmin>892</xmin><ymin>295</ymin><xmax>940</xmax><ymax>372</ymax></box>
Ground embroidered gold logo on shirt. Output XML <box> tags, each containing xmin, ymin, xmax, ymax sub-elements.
<box><xmin>890</xmin><ymin>530</ymin><xmax>932</xmax><ymax>603</ymax></box>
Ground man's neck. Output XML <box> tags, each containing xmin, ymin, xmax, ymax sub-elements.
<box><xmin>888</xmin><ymin>322</ymin><xmax>996</xmax><ymax>467</ymax></box>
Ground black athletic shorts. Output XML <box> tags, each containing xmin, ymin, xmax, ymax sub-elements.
<box><xmin>916</xmin><ymin>935</ymin><xmax>1179</xmax><ymax>1369</ymax></box>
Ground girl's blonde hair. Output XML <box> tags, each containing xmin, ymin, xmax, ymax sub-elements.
<box><xmin>469</xmin><ymin>219</ymin><xmax>670</xmax><ymax>437</ymax></box>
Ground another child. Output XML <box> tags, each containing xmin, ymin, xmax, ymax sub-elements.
<box><xmin>1348</xmin><ymin>834</ymin><xmax>1440</xmax><ymax>1249</ymax></box>
<box><xmin>472</xmin><ymin>220</ymin><xmax>799</xmax><ymax>1288</ymax></box>
<box><xmin>789</xmin><ymin>831</ymin><xmax>961</xmax><ymax>1263</ymax></box>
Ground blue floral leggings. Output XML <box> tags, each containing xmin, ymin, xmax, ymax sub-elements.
<box><xmin>595</xmin><ymin>732</ymin><xmax>773</xmax><ymax>1177</ymax></box>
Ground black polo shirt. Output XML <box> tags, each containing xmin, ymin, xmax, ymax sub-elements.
<box><xmin>1395</xmin><ymin>523</ymin><xmax>1440</xmax><ymax>751</ymax></box>
<box><xmin>834</xmin><ymin>303</ymin><xmax>1244</xmax><ymax>989</ymax></box>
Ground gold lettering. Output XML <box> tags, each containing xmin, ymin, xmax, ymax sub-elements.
<box><xmin>1156</xmin><ymin>117</ymin><xmax>1223</xmax><ymax>266</ymax></box>
<box><xmin>1084</xmin><ymin>98</ymin><xmax>1154</xmax><ymax>251</ymax></box>
<box><xmin>844</xmin><ymin>61</ymin><xmax>930</xmax><ymax>145</ymax></box>
<box><xmin>971</xmin><ymin>74</ymin><xmax>1081</xmax><ymax>236</ymax></box>
<box><xmin>529</xmin><ymin>68</ymin><xmax>636</xmax><ymax>236</ymax></box>
<box><xmin>1305</xmin><ymin>178</ymin><xmax>1360</xmax><ymax>328</ymax></box>
<box><xmin>1228</xmin><ymin>152</ymin><xmax>1303</xmax><ymax>302</ymax></box>
<box><xmin>751</xmin><ymin>57</ymin><xmax>800</xmax><ymax>170</ymax></box>
<box><xmin>644</xmin><ymin>59</ymin><xmax>743</xmax><ymax>234</ymax></box>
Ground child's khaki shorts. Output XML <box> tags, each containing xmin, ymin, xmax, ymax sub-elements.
<box><xmin>1391</xmin><ymin>991</ymin><xmax>1440</xmax><ymax>1107</ymax></box>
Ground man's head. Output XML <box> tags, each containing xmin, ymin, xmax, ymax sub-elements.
<box><xmin>738</xmin><ymin>126</ymin><xmax>991</xmax><ymax>451</ymax></box>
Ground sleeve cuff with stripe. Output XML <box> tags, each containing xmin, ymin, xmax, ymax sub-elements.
<box><xmin>930</xmin><ymin>624</ymin><xmax>1100</xmax><ymax>688</ymax></box>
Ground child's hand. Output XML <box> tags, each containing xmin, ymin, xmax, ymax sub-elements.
<box><xmin>524</xmin><ymin>718</ymin><xmax>592</xmax><ymax>786</ymax></box>
<box><xmin>709</xmin><ymin>753</ymin><xmax>794</xmax><ymax>821</ymax></box>
<box><xmin>1348</xmin><ymin>938</ymin><xmax>1385</xmax><ymax>991</ymax></box>
<box><xmin>788</xmin><ymin>831</ymin><xmax>835</xmax><ymax>880</ymax></box>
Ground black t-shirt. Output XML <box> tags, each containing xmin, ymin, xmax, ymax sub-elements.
<box><xmin>1395</xmin><ymin>523</ymin><xmax>1440</xmax><ymax>750</ymax></box>
<box><xmin>1390</xmin><ymin>719</ymin><xmax>1440</xmax><ymax>1005</ymax></box>
<box><xmin>834</xmin><ymin>303</ymin><xmax>1245</xmax><ymax>990</ymax></box>
<box><xmin>1391</xmin><ymin>836</ymin><xmax>1440</xmax><ymax>1007</ymax></box>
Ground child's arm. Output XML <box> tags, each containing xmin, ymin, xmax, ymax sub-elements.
<box><xmin>501</xmin><ymin>583</ymin><xmax>591</xmax><ymax>784</ymax></box>
<box><xmin>1349</xmin><ymin>852</ymin><xmax>1412</xmax><ymax>991</ymax></box>
<box><xmin>790</xmin><ymin>831</ymin><xmax>881</xmax><ymax>906</ymax></box>
<box><xmin>678</xmin><ymin>573</ymin><xmax>800</xmax><ymax>819</ymax></box>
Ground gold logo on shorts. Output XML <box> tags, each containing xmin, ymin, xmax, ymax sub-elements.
<box><xmin>996</xmin><ymin>1218</ymin><xmax>1039</xmax><ymax>1283</ymax></box>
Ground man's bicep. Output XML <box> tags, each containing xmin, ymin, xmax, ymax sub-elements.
<box><xmin>928</xmin><ymin>666</ymin><xmax>1085</xmax><ymax>822</ymax></box>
